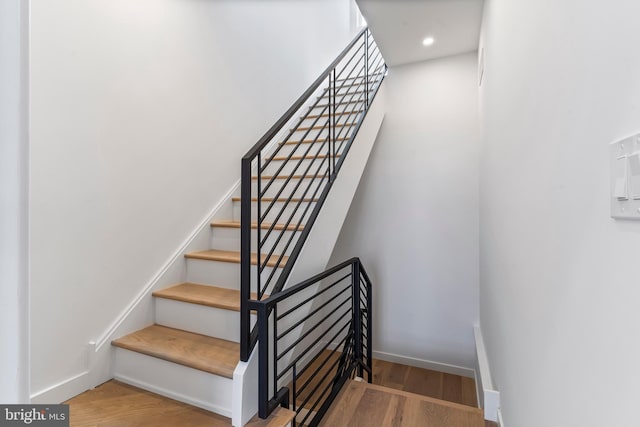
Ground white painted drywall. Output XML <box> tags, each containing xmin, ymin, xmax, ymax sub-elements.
<box><xmin>479</xmin><ymin>1</ymin><xmax>640</xmax><ymax>426</ymax></box>
<box><xmin>330</xmin><ymin>53</ymin><xmax>480</xmax><ymax>369</ymax></box>
<box><xmin>0</xmin><ymin>0</ymin><xmax>30</xmax><ymax>404</ymax></box>
<box><xmin>29</xmin><ymin>0</ymin><xmax>362</xmax><ymax>398</ymax></box>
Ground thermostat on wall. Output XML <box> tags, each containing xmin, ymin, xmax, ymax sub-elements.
<box><xmin>611</xmin><ymin>134</ymin><xmax>640</xmax><ymax>219</ymax></box>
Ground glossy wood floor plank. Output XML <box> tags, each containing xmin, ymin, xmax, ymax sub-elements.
<box><xmin>66</xmin><ymin>381</ymin><xmax>295</xmax><ymax>427</ymax></box>
<box><xmin>65</xmin><ymin>380</ymin><xmax>230</xmax><ymax>427</ymax></box>
<box><xmin>320</xmin><ymin>380</ymin><xmax>484</xmax><ymax>427</ymax></box>
<box><xmin>372</xmin><ymin>357</ymin><xmax>478</xmax><ymax>409</ymax></box>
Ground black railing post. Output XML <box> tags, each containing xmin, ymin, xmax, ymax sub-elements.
<box><xmin>366</xmin><ymin>274</ymin><xmax>373</xmax><ymax>383</ymax></box>
<box><xmin>364</xmin><ymin>30</ymin><xmax>369</xmax><ymax>109</ymax></box>
<box><xmin>240</xmin><ymin>158</ymin><xmax>252</xmax><ymax>362</ymax></box>
<box><xmin>257</xmin><ymin>302</ymin><xmax>269</xmax><ymax>418</ymax></box>
<box><xmin>328</xmin><ymin>75</ymin><xmax>332</xmax><ymax>180</ymax></box>
<box><xmin>332</xmin><ymin>69</ymin><xmax>337</xmax><ymax>176</ymax></box>
<box><xmin>352</xmin><ymin>260</ymin><xmax>363</xmax><ymax>378</ymax></box>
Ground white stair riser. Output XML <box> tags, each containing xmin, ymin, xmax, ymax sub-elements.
<box><xmin>233</xmin><ymin>200</ymin><xmax>317</xmax><ymax>223</ymax></box>
<box><xmin>154</xmin><ymin>298</ymin><xmax>255</xmax><ymax>343</ymax></box>
<box><xmin>210</xmin><ymin>226</ymin><xmax>301</xmax><ymax>254</ymax></box>
<box><xmin>113</xmin><ymin>348</ymin><xmax>233</xmax><ymax>417</ymax></box>
<box><xmin>186</xmin><ymin>258</ymin><xmax>283</xmax><ymax>294</ymax></box>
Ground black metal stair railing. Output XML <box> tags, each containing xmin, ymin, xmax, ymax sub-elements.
<box><xmin>240</xmin><ymin>27</ymin><xmax>386</xmax><ymax>362</ymax></box>
<box><xmin>251</xmin><ymin>257</ymin><xmax>373</xmax><ymax>425</ymax></box>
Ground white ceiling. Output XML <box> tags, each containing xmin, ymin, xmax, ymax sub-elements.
<box><xmin>356</xmin><ymin>0</ymin><xmax>484</xmax><ymax>67</ymax></box>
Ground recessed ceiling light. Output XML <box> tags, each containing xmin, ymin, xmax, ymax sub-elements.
<box><xmin>422</xmin><ymin>37</ymin><xmax>435</xmax><ymax>47</ymax></box>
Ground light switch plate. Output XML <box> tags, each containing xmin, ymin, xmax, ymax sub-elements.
<box><xmin>611</xmin><ymin>134</ymin><xmax>640</xmax><ymax>220</ymax></box>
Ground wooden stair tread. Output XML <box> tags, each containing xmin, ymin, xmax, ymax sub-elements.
<box><xmin>247</xmin><ymin>407</ymin><xmax>296</xmax><ymax>427</ymax></box>
<box><xmin>320</xmin><ymin>380</ymin><xmax>484</xmax><ymax>427</ymax></box>
<box><xmin>152</xmin><ymin>283</ymin><xmax>261</xmax><ymax>311</ymax></box>
<box><xmin>231</xmin><ymin>197</ymin><xmax>318</xmax><ymax>203</ymax></box>
<box><xmin>211</xmin><ymin>220</ymin><xmax>304</xmax><ymax>232</ymax></box>
<box><xmin>269</xmin><ymin>154</ymin><xmax>341</xmax><ymax>161</ymax></box>
<box><xmin>112</xmin><ymin>325</ymin><xmax>239</xmax><ymax>378</ymax></box>
<box><xmin>185</xmin><ymin>249</ymin><xmax>289</xmax><ymax>268</ymax></box>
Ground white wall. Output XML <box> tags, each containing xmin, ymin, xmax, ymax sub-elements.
<box><xmin>0</xmin><ymin>0</ymin><xmax>30</xmax><ymax>404</ymax></box>
<box><xmin>29</xmin><ymin>0</ymin><xmax>361</xmax><ymax>398</ymax></box>
<box><xmin>479</xmin><ymin>1</ymin><xmax>640</xmax><ymax>426</ymax></box>
<box><xmin>329</xmin><ymin>53</ymin><xmax>480</xmax><ymax>370</ymax></box>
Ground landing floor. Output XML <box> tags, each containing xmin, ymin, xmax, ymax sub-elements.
<box><xmin>65</xmin><ymin>359</ymin><xmax>495</xmax><ymax>426</ymax></box>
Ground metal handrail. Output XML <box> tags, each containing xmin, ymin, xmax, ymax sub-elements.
<box><xmin>240</xmin><ymin>28</ymin><xmax>386</xmax><ymax>361</ymax></box>
<box><xmin>250</xmin><ymin>257</ymin><xmax>373</xmax><ymax>425</ymax></box>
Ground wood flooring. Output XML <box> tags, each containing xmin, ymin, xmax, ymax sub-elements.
<box><xmin>65</xmin><ymin>381</ymin><xmax>294</xmax><ymax>427</ymax></box>
<box><xmin>66</xmin><ymin>358</ymin><xmax>496</xmax><ymax>427</ymax></box>
<box><xmin>65</xmin><ymin>380</ymin><xmax>230</xmax><ymax>427</ymax></box>
<box><xmin>372</xmin><ymin>358</ymin><xmax>478</xmax><ymax>408</ymax></box>
<box><xmin>320</xmin><ymin>380</ymin><xmax>484</xmax><ymax>427</ymax></box>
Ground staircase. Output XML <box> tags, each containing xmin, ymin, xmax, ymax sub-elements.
<box><xmin>110</xmin><ymin>28</ymin><xmax>386</xmax><ymax>426</ymax></box>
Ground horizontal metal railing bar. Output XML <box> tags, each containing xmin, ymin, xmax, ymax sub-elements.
<box><xmin>276</xmin><ymin>285</ymin><xmax>352</xmax><ymax>340</ymax></box>
<box><xmin>334</xmin><ymin>62</ymin><xmax>366</xmax><ymax>99</ymax></box>
<box><xmin>295</xmin><ymin>345</ymin><xmax>347</xmax><ymax>398</ymax></box>
<box><xmin>261</xmin><ymin>160</ymin><xmax>327</xmax><ymax>249</ymax></box>
<box><xmin>294</xmin><ymin>123</ymin><xmax>355</xmax><ymax>132</ymax></box>
<box><xmin>278</xmin><ymin>136</ymin><xmax>348</xmax><ymax>145</ymax></box>
<box><xmin>253</xmin><ymin>174</ymin><xmax>329</xmax><ymax>180</ymax></box>
<box><xmin>296</xmin><ymin>351</ymin><xmax>345</xmax><ymax>423</ymax></box>
<box><xmin>269</xmin><ymin>153</ymin><xmax>342</xmax><ymax>161</ymax></box>
<box><xmin>332</xmin><ymin>42</ymin><xmax>366</xmax><ymax>84</ymax></box>
<box><xmin>232</xmin><ymin>197</ymin><xmax>319</xmax><ymax>203</ymax></box>
<box><xmin>276</xmin><ymin>303</ymin><xmax>351</xmax><ymax>361</ymax></box>
<box><xmin>292</xmin><ymin>332</ymin><xmax>351</xmax><ymax>392</ymax></box>
<box><xmin>242</xmin><ymin>27</ymin><xmax>367</xmax><ymax>161</ymax></box>
<box><xmin>259</xmin><ymin>112</ymin><xmax>329</xmax><ymax>188</ymax></box>
<box><xmin>275</xmin><ymin>321</ymin><xmax>351</xmax><ymax>382</ymax></box>
<box><xmin>259</xmin><ymin>133</ymin><xmax>329</xmax><ymax>217</ymax></box>
<box><xmin>259</xmin><ymin>172</ymin><xmax>327</xmax><ymax>276</ymax></box>
<box><xmin>305</xmin><ymin>110</ymin><xmax>363</xmax><ymax>120</ymax></box>
<box><xmin>298</xmin><ymin>360</ymin><xmax>355</xmax><ymax>427</ymax></box>
<box><xmin>327</xmin><ymin>67</ymin><xmax>387</xmax><ymax>179</ymax></box>
<box><xmin>277</xmin><ymin>271</ymin><xmax>351</xmax><ymax>320</ymax></box>
<box><xmin>258</xmin><ymin>155</ymin><xmax>328</xmax><ymax>264</ymax></box>
<box><xmin>320</xmin><ymin>90</ymin><xmax>366</xmax><ymax>99</ymax></box>
<box><xmin>334</xmin><ymin>71</ymin><xmax>385</xmax><ymax>83</ymax></box>
<box><xmin>312</xmin><ymin>99</ymin><xmax>366</xmax><ymax>108</ymax></box>
<box><xmin>258</xmin><ymin>174</ymin><xmax>328</xmax><ymax>290</ymax></box>
<box><xmin>265</xmin><ymin>128</ymin><xmax>329</xmax><ymax>180</ymax></box>
<box><xmin>249</xmin><ymin>258</ymin><xmax>360</xmax><ymax>307</ymax></box>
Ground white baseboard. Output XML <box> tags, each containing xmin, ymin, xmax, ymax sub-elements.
<box><xmin>498</xmin><ymin>408</ymin><xmax>505</xmax><ymax>426</ymax></box>
<box><xmin>30</xmin><ymin>371</ymin><xmax>90</xmax><ymax>404</ymax></box>
<box><xmin>372</xmin><ymin>350</ymin><xmax>476</xmax><ymax>378</ymax></box>
<box><xmin>474</xmin><ymin>325</ymin><xmax>500</xmax><ymax>422</ymax></box>
<box><xmin>319</xmin><ymin>340</ymin><xmax>475</xmax><ymax>379</ymax></box>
